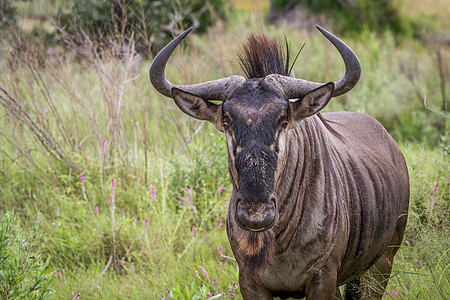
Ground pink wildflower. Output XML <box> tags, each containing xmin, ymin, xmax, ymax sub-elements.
<box><xmin>218</xmin><ymin>220</ymin><xmax>223</xmax><ymax>228</ymax></box>
<box><xmin>72</xmin><ymin>293</ymin><xmax>80</xmax><ymax>300</ymax></box>
<box><xmin>207</xmin><ymin>294</ymin><xmax>212</xmax><ymax>298</ymax></box>
<box><xmin>56</xmin><ymin>269</ymin><xmax>62</xmax><ymax>277</ymax></box>
<box><xmin>218</xmin><ymin>184</ymin><xmax>225</xmax><ymax>196</ymax></box>
<box><xmin>434</xmin><ymin>183</ymin><xmax>438</xmax><ymax>191</ymax></box>
<box><xmin>121</xmin><ymin>258</ymin><xmax>125</xmax><ymax>267</ymax></box>
<box><xmin>213</xmin><ymin>279</ymin><xmax>216</xmax><ymax>286</ymax></box>
<box><xmin>145</xmin><ymin>219</ymin><xmax>148</xmax><ymax>228</ymax></box>
<box><xmin>390</xmin><ymin>291</ymin><xmax>399</xmax><ymax>296</ymax></box>
<box><xmin>198</xmin><ymin>265</ymin><xmax>209</xmax><ymax>279</ymax></box>
<box><xmin>100</xmin><ymin>139</ymin><xmax>106</xmax><ymax>163</ymax></box>
<box><xmin>132</xmin><ymin>217</ymin><xmax>135</xmax><ymax>223</ymax></box>
<box><xmin>94</xmin><ymin>205</ymin><xmax>99</xmax><ymax>215</ymax></box>
<box><xmin>178</xmin><ymin>195</ymin><xmax>186</xmax><ymax>202</ymax></box>
<box><xmin>192</xmin><ymin>224</ymin><xmax>197</xmax><ymax>237</ymax></box>
<box><xmin>150</xmin><ymin>185</ymin><xmax>156</xmax><ymax>206</ymax></box>
<box><xmin>131</xmin><ymin>262</ymin><xmax>134</xmax><ymax>270</ymax></box>
<box><xmin>110</xmin><ymin>197</ymin><xmax>114</xmax><ymax>209</ymax></box>
<box><xmin>80</xmin><ymin>174</ymin><xmax>85</xmax><ymax>194</ymax></box>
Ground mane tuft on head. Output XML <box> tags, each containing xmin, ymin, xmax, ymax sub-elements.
<box><xmin>238</xmin><ymin>33</ymin><xmax>302</xmax><ymax>79</ymax></box>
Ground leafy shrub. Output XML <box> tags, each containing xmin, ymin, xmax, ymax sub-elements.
<box><xmin>57</xmin><ymin>0</ymin><xmax>227</xmax><ymax>57</ymax></box>
<box><xmin>270</xmin><ymin>0</ymin><xmax>417</xmax><ymax>36</ymax></box>
<box><xmin>0</xmin><ymin>0</ymin><xmax>17</xmax><ymax>33</ymax></box>
<box><xmin>0</xmin><ymin>211</ymin><xmax>54</xmax><ymax>299</ymax></box>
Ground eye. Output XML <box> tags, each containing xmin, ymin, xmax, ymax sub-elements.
<box><xmin>223</xmin><ymin>121</ymin><xmax>229</xmax><ymax>130</ymax></box>
<box><xmin>281</xmin><ymin>120</ymin><xmax>289</xmax><ymax>129</ymax></box>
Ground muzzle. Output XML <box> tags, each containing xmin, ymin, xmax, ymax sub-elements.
<box><xmin>236</xmin><ymin>192</ymin><xmax>277</xmax><ymax>232</ymax></box>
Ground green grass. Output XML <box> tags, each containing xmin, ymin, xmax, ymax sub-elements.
<box><xmin>385</xmin><ymin>144</ymin><xmax>449</xmax><ymax>299</ymax></box>
<box><xmin>0</xmin><ymin>8</ymin><xmax>449</xmax><ymax>300</ymax></box>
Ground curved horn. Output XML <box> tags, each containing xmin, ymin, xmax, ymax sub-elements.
<box><xmin>266</xmin><ymin>25</ymin><xmax>361</xmax><ymax>98</ymax></box>
<box><xmin>149</xmin><ymin>27</ymin><xmax>244</xmax><ymax>100</ymax></box>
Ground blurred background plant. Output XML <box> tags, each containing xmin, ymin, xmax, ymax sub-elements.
<box><xmin>57</xmin><ymin>0</ymin><xmax>228</xmax><ymax>57</ymax></box>
<box><xmin>0</xmin><ymin>0</ymin><xmax>448</xmax><ymax>298</ymax></box>
<box><xmin>0</xmin><ymin>211</ymin><xmax>54</xmax><ymax>299</ymax></box>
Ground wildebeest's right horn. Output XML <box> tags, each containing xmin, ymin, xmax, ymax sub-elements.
<box><xmin>149</xmin><ymin>27</ymin><xmax>245</xmax><ymax>101</ymax></box>
<box><xmin>266</xmin><ymin>25</ymin><xmax>361</xmax><ymax>99</ymax></box>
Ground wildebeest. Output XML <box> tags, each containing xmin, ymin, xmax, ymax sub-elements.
<box><xmin>149</xmin><ymin>26</ymin><xmax>409</xmax><ymax>299</ymax></box>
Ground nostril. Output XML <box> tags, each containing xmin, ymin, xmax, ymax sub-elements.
<box><xmin>236</xmin><ymin>194</ymin><xmax>245</xmax><ymax>204</ymax></box>
<box><xmin>268</xmin><ymin>193</ymin><xmax>277</xmax><ymax>205</ymax></box>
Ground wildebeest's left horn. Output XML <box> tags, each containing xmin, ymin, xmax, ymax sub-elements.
<box><xmin>150</xmin><ymin>27</ymin><xmax>245</xmax><ymax>100</ymax></box>
<box><xmin>266</xmin><ymin>25</ymin><xmax>361</xmax><ymax>98</ymax></box>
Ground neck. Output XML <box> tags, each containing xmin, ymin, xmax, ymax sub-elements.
<box><xmin>273</xmin><ymin>116</ymin><xmax>340</xmax><ymax>237</ymax></box>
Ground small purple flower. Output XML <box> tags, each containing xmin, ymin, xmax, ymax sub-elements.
<box><xmin>56</xmin><ymin>269</ymin><xmax>62</xmax><ymax>277</ymax></box>
<box><xmin>94</xmin><ymin>205</ymin><xmax>99</xmax><ymax>215</ymax></box>
<box><xmin>192</xmin><ymin>224</ymin><xmax>197</xmax><ymax>237</ymax></box>
<box><xmin>229</xmin><ymin>289</ymin><xmax>232</xmax><ymax>293</ymax></box>
<box><xmin>219</xmin><ymin>244</ymin><xmax>223</xmax><ymax>255</ymax></box>
<box><xmin>52</xmin><ymin>222</ymin><xmax>55</xmax><ymax>226</ymax></box>
<box><xmin>218</xmin><ymin>220</ymin><xmax>223</xmax><ymax>228</ymax></box>
<box><xmin>178</xmin><ymin>195</ymin><xmax>186</xmax><ymax>202</ymax></box>
<box><xmin>434</xmin><ymin>183</ymin><xmax>438</xmax><ymax>191</ymax></box>
<box><xmin>232</xmin><ymin>283</ymin><xmax>238</xmax><ymax>290</ymax></box>
<box><xmin>101</xmin><ymin>139</ymin><xmax>106</xmax><ymax>163</ymax></box>
<box><xmin>218</xmin><ymin>184</ymin><xmax>225</xmax><ymax>196</ymax></box>
<box><xmin>121</xmin><ymin>258</ymin><xmax>125</xmax><ymax>267</ymax></box>
<box><xmin>167</xmin><ymin>289</ymin><xmax>173</xmax><ymax>295</ymax></box>
<box><xmin>132</xmin><ymin>217</ymin><xmax>135</xmax><ymax>223</ymax></box>
<box><xmin>213</xmin><ymin>279</ymin><xmax>216</xmax><ymax>286</ymax></box>
<box><xmin>145</xmin><ymin>219</ymin><xmax>148</xmax><ymax>228</ymax></box>
<box><xmin>72</xmin><ymin>293</ymin><xmax>80</xmax><ymax>300</ymax></box>
<box><xmin>150</xmin><ymin>185</ymin><xmax>156</xmax><ymax>206</ymax></box>
<box><xmin>389</xmin><ymin>291</ymin><xmax>399</xmax><ymax>296</ymax></box>
<box><xmin>80</xmin><ymin>174</ymin><xmax>85</xmax><ymax>194</ymax></box>
<box><xmin>198</xmin><ymin>265</ymin><xmax>209</xmax><ymax>279</ymax></box>
<box><xmin>222</xmin><ymin>292</ymin><xmax>225</xmax><ymax>296</ymax></box>
<box><xmin>230</xmin><ymin>293</ymin><xmax>235</xmax><ymax>298</ymax></box>
<box><xmin>207</xmin><ymin>294</ymin><xmax>212</xmax><ymax>298</ymax></box>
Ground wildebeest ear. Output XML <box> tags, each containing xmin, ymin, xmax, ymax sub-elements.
<box><xmin>171</xmin><ymin>87</ymin><xmax>223</xmax><ymax>131</ymax></box>
<box><xmin>289</xmin><ymin>82</ymin><xmax>334</xmax><ymax>127</ymax></box>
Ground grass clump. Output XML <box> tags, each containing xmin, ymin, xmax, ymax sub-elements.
<box><xmin>0</xmin><ymin>211</ymin><xmax>54</xmax><ymax>299</ymax></box>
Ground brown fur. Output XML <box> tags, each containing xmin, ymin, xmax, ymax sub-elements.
<box><xmin>238</xmin><ymin>229</ymin><xmax>275</xmax><ymax>272</ymax></box>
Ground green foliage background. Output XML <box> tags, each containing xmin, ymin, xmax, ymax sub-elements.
<box><xmin>0</xmin><ymin>0</ymin><xmax>448</xmax><ymax>299</ymax></box>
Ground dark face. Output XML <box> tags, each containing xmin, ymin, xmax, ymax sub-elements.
<box><xmin>222</xmin><ymin>79</ymin><xmax>289</xmax><ymax>231</ymax></box>
<box><xmin>171</xmin><ymin>80</ymin><xmax>334</xmax><ymax>233</ymax></box>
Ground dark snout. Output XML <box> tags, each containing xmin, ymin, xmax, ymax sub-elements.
<box><xmin>236</xmin><ymin>193</ymin><xmax>277</xmax><ymax>231</ymax></box>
